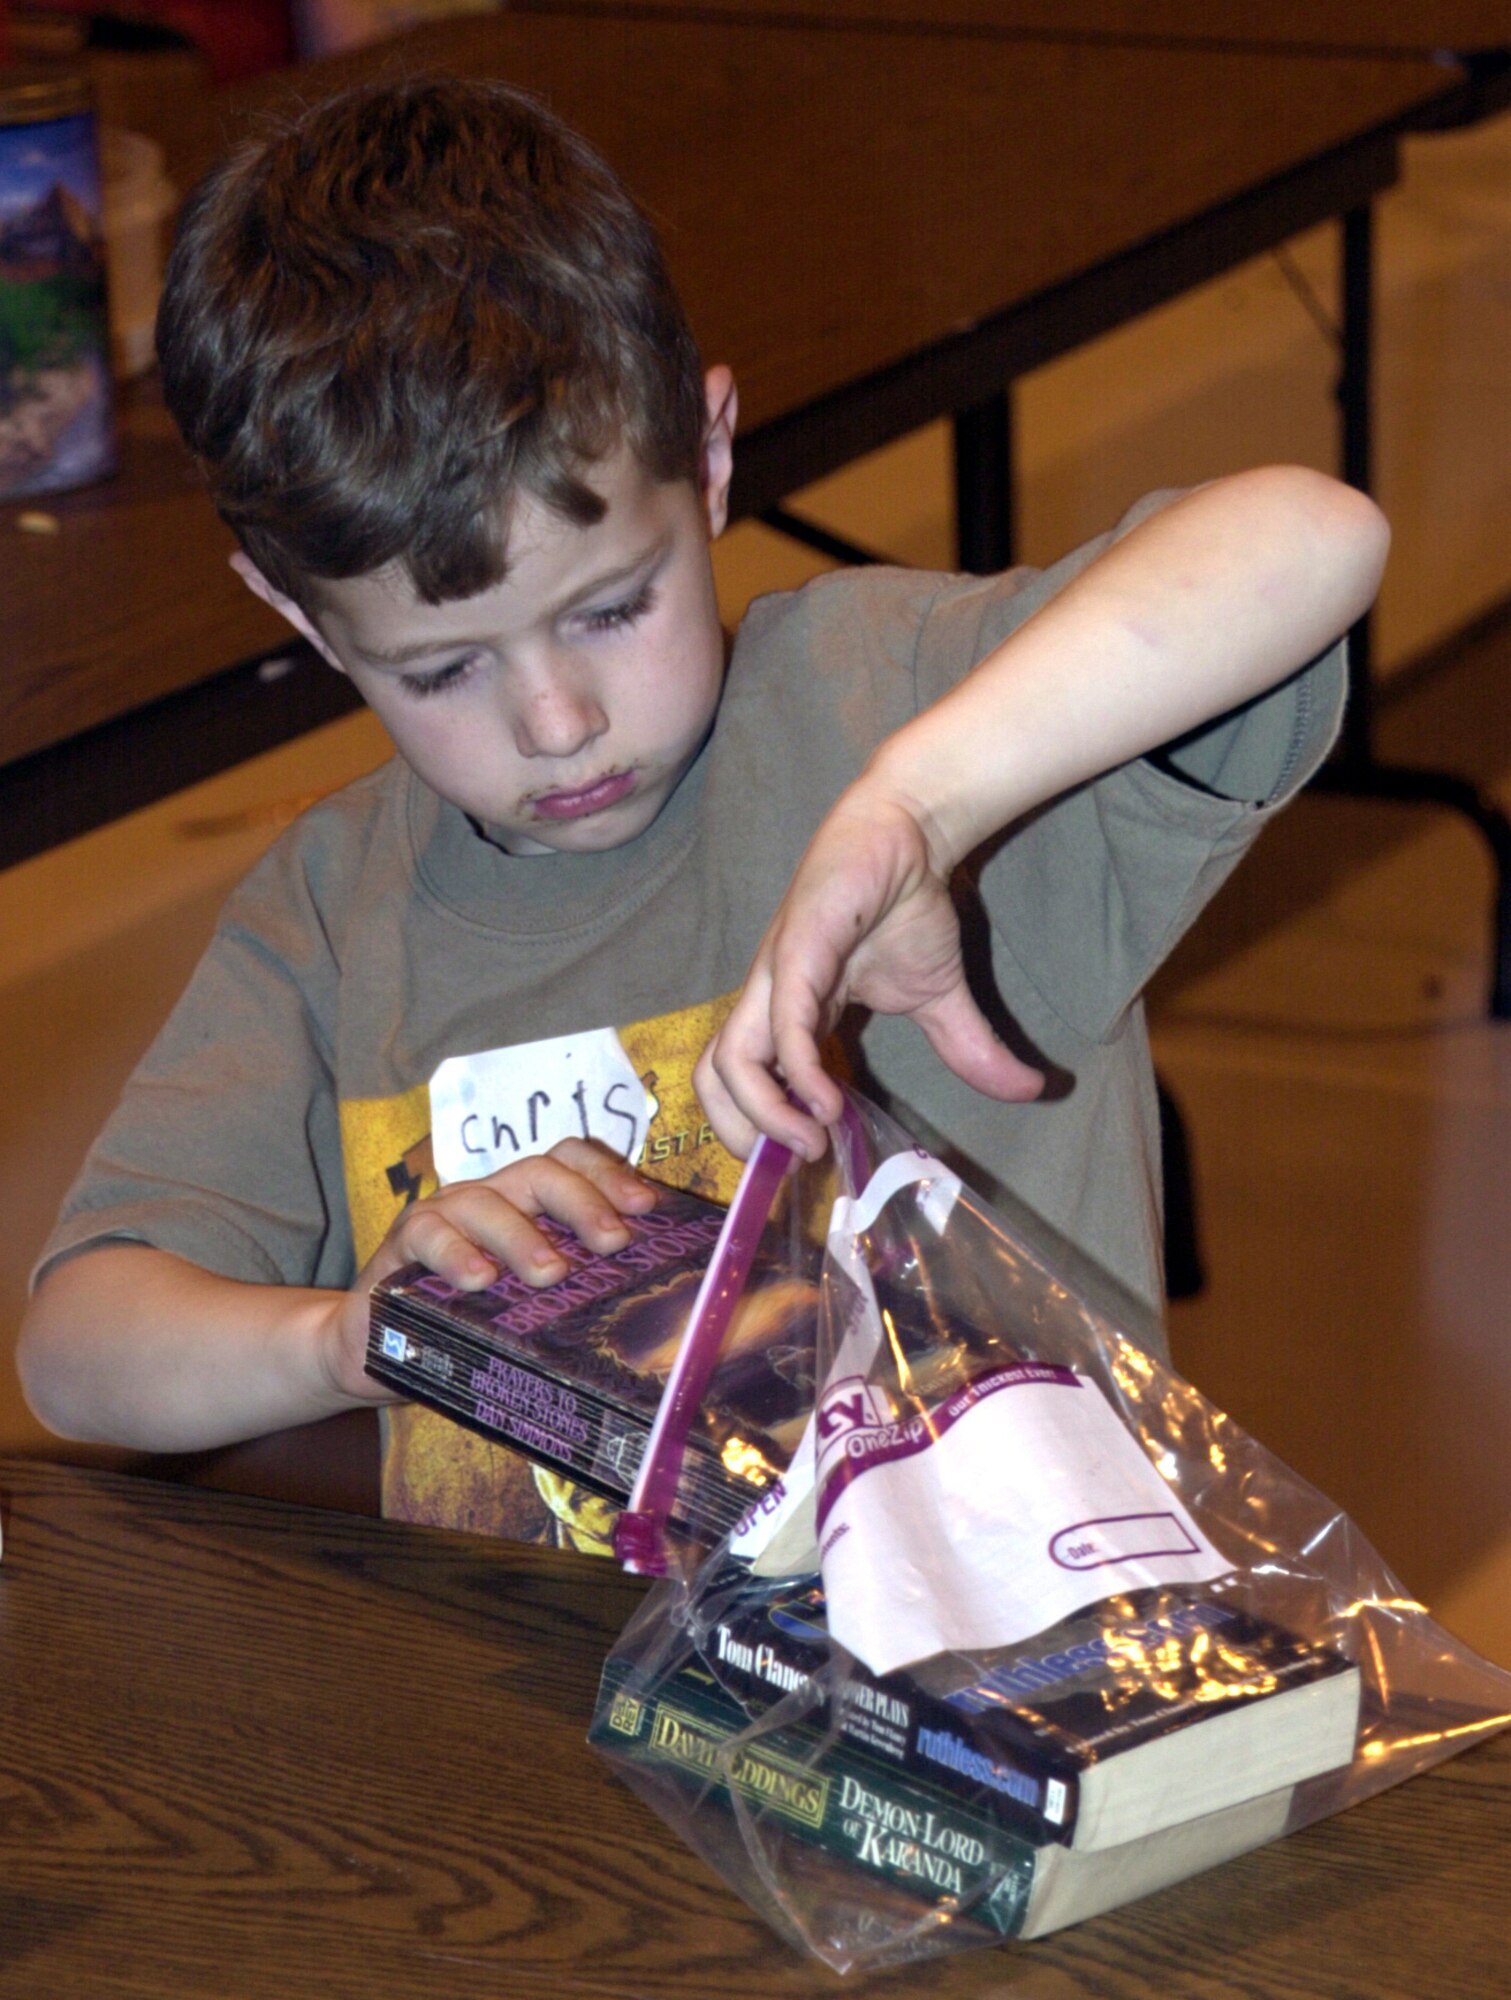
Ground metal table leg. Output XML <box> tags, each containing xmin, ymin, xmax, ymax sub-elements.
<box><xmin>953</xmin><ymin>390</ymin><xmax>1015</xmax><ymax>575</ymax></box>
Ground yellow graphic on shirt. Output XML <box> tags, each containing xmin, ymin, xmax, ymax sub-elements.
<box><xmin>338</xmin><ymin>993</ymin><xmax>743</xmax><ymax>1552</ymax></box>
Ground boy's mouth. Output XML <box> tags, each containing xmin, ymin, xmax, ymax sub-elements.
<box><xmin>529</xmin><ymin>770</ymin><xmax>638</xmax><ymax>822</ymax></box>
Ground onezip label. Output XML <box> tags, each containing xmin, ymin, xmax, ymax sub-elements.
<box><xmin>816</xmin><ymin>1363</ymin><xmax>1229</xmax><ymax>1676</ymax></box>
<box><xmin>816</xmin><ymin>1159</ymin><xmax>1229</xmax><ymax>1678</ymax></box>
<box><xmin>728</xmin><ymin>1151</ymin><xmax>960</xmax><ymax>1577</ymax></box>
<box><xmin>816</xmin><ymin>1360</ymin><xmax>1083</xmax><ymax>1540</ymax></box>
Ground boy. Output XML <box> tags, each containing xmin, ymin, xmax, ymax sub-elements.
<box><xmin>20</xmin><ymin>77</ymin><xmax>1387</xmax><ymax>1549</ymax></box>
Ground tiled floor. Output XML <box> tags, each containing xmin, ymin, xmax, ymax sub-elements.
<box><xmin>3</xmin><ymin>113</ymin><xmax>1507</xmax><ymax>1666</ymax></box>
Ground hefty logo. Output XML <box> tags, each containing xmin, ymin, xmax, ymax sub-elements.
<box><xmin>814</xmin><ymin>1373</ymin><xmax>913</xmax><ymax>1541</ymax></box>
<box><xmin>816</xmin><ymin>1375</ymin><xmax>891</xmax><ymax>1446</ymax></box>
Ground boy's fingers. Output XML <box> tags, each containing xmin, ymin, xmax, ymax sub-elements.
<box><xmin>397</xmin><ymin>1201</ymin><xmax>515</xmax><ymax>1288</ymax></box>
<box><xmin>400</xmin><ymin>1150</ymin><xmax>657</xmax><ymax>1290</ymax></box>
<box><xmin>697</xmin><ymin>1019</ymin><xmax>832</xmax><ymax>1164</ymax></box>
<box><xmin>913</xmin><ymin>984</ymin><xmax>1045</xmax><ymax>1104</ymax></box>
<box><xmin>508</xmin><ymin>1139</ymin><xmax>659</xmax><ymax>1219</ymax></box>
<box><xmin>769</xmin><ymin>1006</ymin><xmax>844</xmax><ymax>1130</ymax></box>
<box><xmin>477</xmin><ymin>1155</ymin><xmax>645</xmax><ymax>1258</ymax></box>
<box><xmin>691</xmin><ymin>1048</ymin><xmax>757</xmax><ymax>1161</ymax></box>
<box><xmin>706</xmin><ymin>946</ymin><xmax>852</xmax><ymax>1162</ymax></box>
<box><xmin>693</xmin><ymin>986</ymin><xmax>776</xmax><ymax>1158</ymax></box>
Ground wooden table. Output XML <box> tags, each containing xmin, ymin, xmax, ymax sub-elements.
<box><xmin>531</xmin><ymin>2</ymin><xmax>1511</xmax><ymax>58</ymax></box>
<box><xmin>0</xmin><ymin>14</ymin><xmax>1461</xmax><ymax>864</ymax></box>
<box><xmin>1</xmin><ymin>1457</ymin><xmax>1508</xmax><ymax>1999</ymax></box>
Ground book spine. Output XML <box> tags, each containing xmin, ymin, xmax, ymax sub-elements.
<box><xmin>366</xmin><ymin>1317</ymin><xmax>744</xmax><ymax>1542</ymax></box>
<box><xmin>700</xmin><ymin>1599</ymin><xmax>1077</xmax><ymax>1847</ymax></box>
<box><xmin>591</xmin><ymin>1655</ymin><xmax>1038</xmax><ymax>1938</ymax></box>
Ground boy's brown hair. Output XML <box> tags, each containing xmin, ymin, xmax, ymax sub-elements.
<box><xmin>156</xmin><ymin>75</ymin><xmax>706</xmax><ymax>606</ymax></box>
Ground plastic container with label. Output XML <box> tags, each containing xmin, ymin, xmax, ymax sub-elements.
<box><xmin>0</xmin><ymin>65</ymin><xmax>115</xmax><ymax>499</ymax></box>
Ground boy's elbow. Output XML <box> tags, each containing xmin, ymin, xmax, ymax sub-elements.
<box><xmin>1351</xmin><ymin>485</ymin><xmax>1391</xmax><ymax>587</ymax></box>
<box><xmin>1320</xmin><ymin>477</ymin><xmax>1390</xmax><ymax>630</ymax></box>
<box><xmin>1216</xmin><ymin>466</ymin><xmax>1388</xmax><ymax>644</ymax></box>
<box><xmin>1262</xmin><ymin>465</ymin><xmax>1390</xmax><ymax>602</ymax></box>
<box><xmin>17</xmin><ymin>1262</ymin><xmax>103</xmax><ymax>1442</ymax></box>
<box><xmin>1301</xmin><ymin>466</ymin><xmax>1388</xmax><ymax>562</ymax></box>
<box><xmin>16</xmin><ymin>1298</ymin><xmax>70</xmax><ymax>1440</ymax></box>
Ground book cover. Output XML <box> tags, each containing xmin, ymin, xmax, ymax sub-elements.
<box><xmin>591</xmin><ymin>1651</ymin><xmax>1040</xmax><ymax>1939</ymax></box>
<box><xmin>696</xmin><ymin>1572</ymin><xmax>1360</xmax><ymax>1852</ymax></box>
<box><xmin>366</xmin><ymin>1185</ymin><xmax>820</xmax><ymax>1542</ymax></box>
<box><xmin>591</xmin><ymin>1650</ymin><xmax>1298</xmax><ymax>1945</ymax></box>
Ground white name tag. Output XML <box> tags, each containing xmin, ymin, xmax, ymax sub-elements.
<box><xmin>429</xmin><ymin>1028</ymin><xmax>658</xmax><ymax>1186</ymax></box>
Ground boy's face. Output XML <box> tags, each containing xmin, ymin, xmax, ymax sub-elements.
<box><xmin>240</xmin><ymin>370</ymin><xmax>737</xmax><ymax>857</ymax></box>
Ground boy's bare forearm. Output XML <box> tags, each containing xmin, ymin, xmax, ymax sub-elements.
<box><xmin>17</xmin><ymin>1246</ymin><xmax>374</xmax><ymax>1452</ymax></box>
<box><xmin>18</xmin><ymin>1146</ymin><xmax>656</xmax><ymax>1452</ymax></box>
<box><xmin>695</xmin><ymin>467</ymin><xmax>1388</xmax><ymax>1159</ymax></box>
<box><xmin>871</xmin><ymin>467</ymin><xmax>1389</xmax><ymax>874</ymax></box>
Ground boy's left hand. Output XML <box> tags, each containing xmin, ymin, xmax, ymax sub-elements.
<box><xmin>695</xmin><ymin>787</ymin><xmax>1042</xmax><ymax>1160</ymax></box>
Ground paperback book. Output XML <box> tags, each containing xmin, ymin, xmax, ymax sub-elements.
<box><xmin>694</xmin><ymin>1572</ymin><xmax>1362</xmax><ymax>1852</ymax></box>
<box><xmin>591</xmin><ymin>1649</ymin><xmax>1299</xmax><ymax>1942</ymax></box>
<box><xmin>366</xmin><ymin>1186</ymin><xmax>820</xmax><ymax>1545</ymax></box>
<box><xmin>593</xmin><ymin>1650</ymin><xmax>1038</xmax><ymax>1938</ymax></box>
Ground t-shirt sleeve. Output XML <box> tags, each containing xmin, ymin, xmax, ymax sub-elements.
<box><xmin>34</xmin><ymin>825</ymin><xmax>355</xmax><ymax>1293</ymax></box>
<box><xmin>910</xmin><ymin>495</ymin><xmax>1347</xmax><ymax>1053</ymax></box>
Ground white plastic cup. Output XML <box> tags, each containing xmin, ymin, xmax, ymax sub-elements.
<box><xmin>101</xmin><ymin>125</ymin><xmax>175</xmax><ymax>379</ymax></box>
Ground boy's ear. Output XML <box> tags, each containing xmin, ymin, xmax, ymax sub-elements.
<box><xmin>699</xmin><ymin>365</ymin><xmax>739</xmax><ymax>539</ymax></box>
<box><xmin>230</xmin><ymin>552</ymin><xmax>345</xmax><ymax>673</ymax></box>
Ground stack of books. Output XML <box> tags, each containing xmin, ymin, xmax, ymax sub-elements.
<box><xmin>593</xmin><ymin>1572</ymin><xmax>1362</xmax><ymax>1941</ymax></box>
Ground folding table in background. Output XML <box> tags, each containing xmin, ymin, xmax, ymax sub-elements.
<box><xmin>0</xmin><ymin>12</ymin><xmax>1468</xmax><ymax>909</ymax></box>
<box><xmin>543</xmin><ymin>0</ymin><xmax>1511</xmax><ymax>1012</ymax></box>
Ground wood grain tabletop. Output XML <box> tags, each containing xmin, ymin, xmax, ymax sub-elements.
<box><xmin>1</xmin><ymin>1457</ymin><xmax>1507</xmax><ymax>1999</ymax></box>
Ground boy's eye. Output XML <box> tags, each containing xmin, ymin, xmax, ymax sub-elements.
<box><xmin>582</xmin><ymin>581</ymin><xmax>657</xmax><ymax>633</ymax></box>
<box><xmin>399</xmin><ymin>654</ymin><xmax>480</xmax><ymax>699</ymax></box>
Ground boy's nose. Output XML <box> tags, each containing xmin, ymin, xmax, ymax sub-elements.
<box><xmin>511</xmin><ymin>674</ymin><xmax>609</xmax><ymax>761</ymax></box>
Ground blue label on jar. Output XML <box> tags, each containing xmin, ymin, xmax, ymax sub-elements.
<box><xmin>0</xmin><ymin>108</ymin><xmax>116</xmax><ymax>499</ymax></box>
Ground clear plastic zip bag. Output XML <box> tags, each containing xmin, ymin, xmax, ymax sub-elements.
<box><xmin>590</xmin><ymin>1087</ymin><xmax>1511</xmax><ymax>1974</ymax></box>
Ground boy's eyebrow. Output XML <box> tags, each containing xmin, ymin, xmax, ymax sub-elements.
<box><xmin>353</xmin><ymin>542</ymin><xmax>669</xmax><ymax>667</ymax></box>
<box><xmin>355</xmin><ymin>634</ymin><xmax>488</xmax><ymax>667</ymax></box>
<box><xmin>545</xmin><ymin>541</ymin><xmax>667</xmax><ymax>621</ymax></box>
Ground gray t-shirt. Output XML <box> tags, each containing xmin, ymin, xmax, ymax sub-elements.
<box><xmin>40</xmin><ymin>525</ymin><xmax>1344</xmax><ymax>1540</ymax></box>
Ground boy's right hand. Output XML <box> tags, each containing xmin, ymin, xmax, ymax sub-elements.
<box><xmin>696</xmin><ymin>785</ymin><xmax>1043</xmax><ymax>1164</ymax></box>
<box><xmin>323</xmin><ymin>1138</ymin><xmax>659</xmax><ymax>1402</ymax></box>
<box><xmin>18</xmin><ymin>1142</ymin><xmax>659</xmax><ymax>1455</ymax></box>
